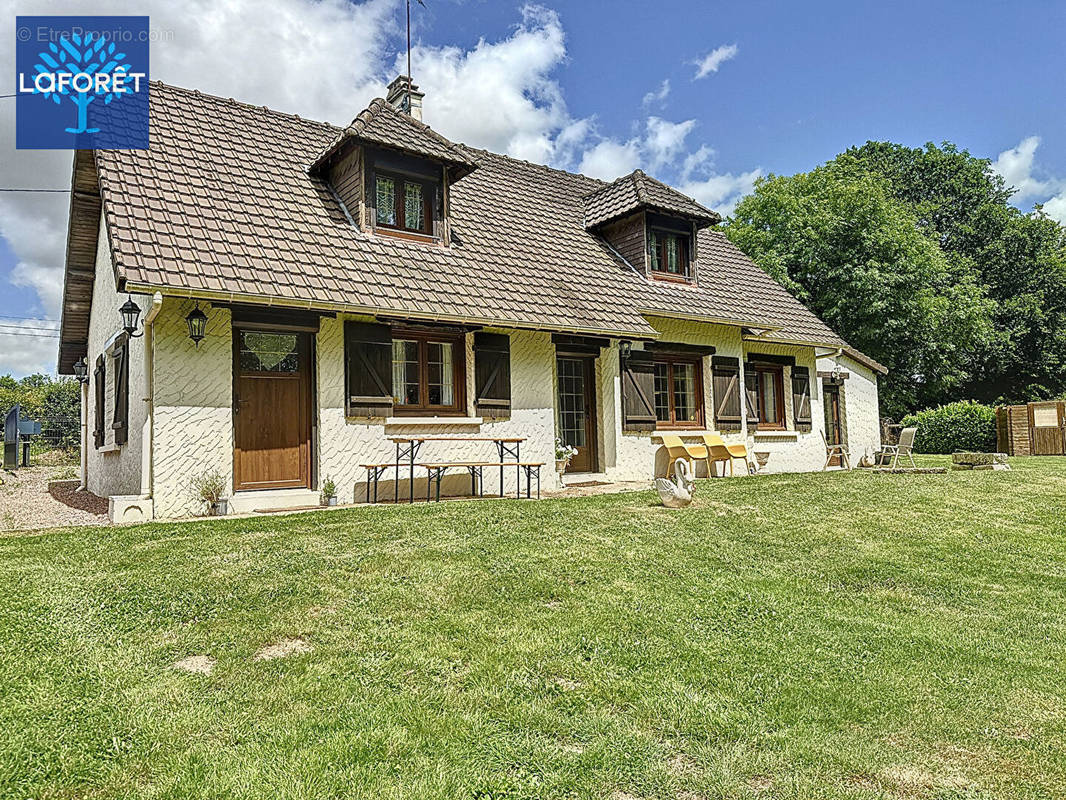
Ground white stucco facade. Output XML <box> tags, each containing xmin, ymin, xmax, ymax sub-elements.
<box><xmin>81</xmin><ymin>269</ymin><xmax>882</xmax><ymax>520</ymax></box>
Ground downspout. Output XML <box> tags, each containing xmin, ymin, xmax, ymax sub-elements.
<box><xmin>140</xmin><ymin>292</ymin><xmax>163</xmax><ymax>499</ymax></box>
<box><xmin>79</xmin><ymin>379</ymin><xmax>89</xmax><ymax>490</ymax></box>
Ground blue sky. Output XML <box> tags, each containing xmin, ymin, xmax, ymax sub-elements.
<box><xmin>1</xmin><ymin>0</ymin><xmax>1064</xmax><ymax>377</ymax></box>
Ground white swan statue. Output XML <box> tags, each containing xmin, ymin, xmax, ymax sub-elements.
<box><xmin>655</xmin><ymin>459</ymin><xmax>694</xmax><ymax>508</ymax></box>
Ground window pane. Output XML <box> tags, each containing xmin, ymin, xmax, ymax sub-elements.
<box><xmin>392</xmin><ymin>339</ymin><xmax>419</xmax><ymax>405</ymax></box>
<box><xmin>239</xmin><ymin>331</ymin><xmax>299</xmax><ymax>373</ymax></box>
<box><xmin>649</xmin><ymin>231</ymin><xmax>660</xmax><ymax>271</ymax></box>
<box><xmin>426</xmin><ymin>341</ymin><xmax>454</xmax><ymax>406</ymax></box>
<box><xmin>404</xmin><ymin>182</ymin><xmax>425</xmax><ymax>232</ymax></box>
<box><xmin>760</xmin><ymin>370</ymin><xmax>779</xmax><ymax>423</ymax></box>
<box><xmin>376</xmin><ymin>176</ymin><xmax>396</xmax><ymax>226</ymax></box>
<box><xmin>654</xmin><ymin>362</ymin><xmax>670</xmax><ymax>421</ymax></box>
<box><xmin>673</xmin><ymin>362</ymin><xmax>696</xmax><ymax>421</ymax></box>
<box><xmin>665</xmin><ymin>234</ymin><xmax>681</xmax><ymax>274</ymax></box>
<box><xmin>557</xmin><ymin>358</ymin><xmax>586</xmax><ymax>448</ymax></box>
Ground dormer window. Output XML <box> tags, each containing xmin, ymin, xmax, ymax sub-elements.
<box><xmin>649</xmin><ymin>229</ymin><xmax>690</xmax><ymax>278</ymax></box>
<box><xmin>374</xmin><ymin>171</ymin><xmax>433</xmax><ymax>235</ymax></box>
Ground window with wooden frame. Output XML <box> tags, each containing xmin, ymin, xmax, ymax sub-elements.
<box><xmin>648</xmin><ymin>228</ymin><xmax>691</xmax><ymax>279</ymax></box>
<box><xmin>652</xmin><ymin>355</ymin><xmax>704</xmax><ymax>428</ymax></box>
<box><xmin>754</xmin><ymin>364</ymin><xmax>786</xmax><ymax>429</ymax></box>
<box><xmin>374</xmin><ymin>170</ymin><xmax>434</xmax><ymax>235</ymax></box>
<box><xmin>390</xmin><ymin>328</ymin><xmax>466</xmax><ymax>415</ymax></box>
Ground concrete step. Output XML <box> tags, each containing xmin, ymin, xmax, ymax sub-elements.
<box><xmin>561</xmin><ymin>472</ymin><xmax>611</xmax><ymax>487</ymax></box>
<box><xmin>229</xmin><ymin>488</ymin><xmax>320</xmax><ymax>514</ymax></box>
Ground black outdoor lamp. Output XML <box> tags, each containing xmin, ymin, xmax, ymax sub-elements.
<box><xmin>618</xmin><ymin>340</ymin><xmax>632</xmax><ymax>360</ymax></box>
<box><xmin>185</xmin><ymin>302</ymin><xmax>208</xmax><ymax>347</ymax></box>
<box><xmin>72</xmin><ymin>357</ymin><xmax>89</xmax><ymax>384</ymax></box>
<box><xmin>119</xmin><ymin>295</ymin><xmax>144</xmax><ymax>338</ymax></box>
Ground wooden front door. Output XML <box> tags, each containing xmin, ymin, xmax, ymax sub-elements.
<box><xmin>557</xmin><ymin>355</ymin><xmax>597</xmax><ymax>473</ymax></box>
<box><xmin>233</xmin><ymin>328</ymin><xmax>313</xmax><ymax>491</ymax></box>
<box><xmin>823</xmin><ymin>383</ymin><xmax>843</xmax><ymax>467</ymax></box>
<box><xmin>1029</xmin><ymin>401</ymin><xmax>1066</xmax><ymax>456</ymax></box>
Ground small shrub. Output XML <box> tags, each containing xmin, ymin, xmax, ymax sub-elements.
<box><xmin>321</xmin><ymin>476</ymin><xmax>337</xmax><ymax>499</ymax></box>
<box><xmin>190</xmin><ymin>469</ymin><xmax>227</xmax><ymax>509</ymax></box>
<box><xmin>900</xmin><ymin>401</ymin><xmax>996</xmax><ymax>454</ymax></box>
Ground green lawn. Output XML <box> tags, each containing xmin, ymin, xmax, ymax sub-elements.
<box><xmin>3</xmin><ymin>458</ymin><xmax>1066</xmax><ymax>799</ymax></box>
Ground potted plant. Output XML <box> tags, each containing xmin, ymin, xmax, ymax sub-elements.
<box><xmin>191</xmin><ymin>469</ymin><xmax>228</xmax><ymax>516</ymax></box>
<box><xmin>555</xmin><ymin>438</ymin><xmax>578</xmax><ymax>473</ymax></box>
<box><xmin>321</xmin><ymin>476</ymin><xmax>338</xmax><ymax>506</ymax></box>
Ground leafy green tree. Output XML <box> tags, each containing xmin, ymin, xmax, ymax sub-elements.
<box><xmin>725</xmin><ymin>165</ymin><xmax>993</xmax><ymax>417</ymax></box>
<box><xmin>835</xmin><ymin>142</ymin><xmax>1066</xmax><ymax>405</ymax></box>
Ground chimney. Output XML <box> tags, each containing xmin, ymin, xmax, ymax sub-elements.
<box><xmin>386</xmin><ymin>75</ymin><xmax>424</xmax><ymax>122</ymax></box>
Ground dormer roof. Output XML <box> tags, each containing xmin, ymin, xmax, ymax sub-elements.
<box><xmin>310</xmin><ymin>97</ymin><xmax>478</xmax><ymax>180</ymax></box>
<box><xmin>583</xmin><ymin>169</ymin><xmax>720</xmax><ymax>230</ymax></box>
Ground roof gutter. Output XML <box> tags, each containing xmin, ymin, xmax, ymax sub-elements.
<box><xmin>121</xmin><ymin>283</ymin><xmax>660</xmax><ymax>341</ymax></box>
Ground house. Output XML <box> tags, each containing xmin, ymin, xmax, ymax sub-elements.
<box><xmin>57</xmin><ymin>77</ymin><xmax>886</xmax><ymax>521</ymax></box>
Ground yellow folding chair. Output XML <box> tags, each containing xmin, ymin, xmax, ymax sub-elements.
<box><xmin>661</xmin><ymin>434</ymin><xmax>710</xmax><ymax>478</ymax></box>
<box><xmin>702</xmin><ymin>434</ymin><xmax>750</xmax><ymax>476</ymax></box>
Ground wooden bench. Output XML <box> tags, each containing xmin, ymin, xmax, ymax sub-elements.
<box><xmin>419</xmin><ymin>461</ymin><xmax>546</xmax><ymax>502</ymax></box>
<box><xmin>360</xmin><ymin>461</ymin><xmax>545</xmax><ymax>503</ymax></box>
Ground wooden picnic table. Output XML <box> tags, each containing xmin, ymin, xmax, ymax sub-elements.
<box><xmin>385</xmin><ymin>436</ymin><xmax>526</xmax><ymax>503</ymax></box>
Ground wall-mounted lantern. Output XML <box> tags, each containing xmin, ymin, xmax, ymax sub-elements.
<box><xmin>119</xmin><ymin>296</ymin><xmax>144</xmax><ymax>338</ymax></box>
<box><xmin>72</xmin><ymin>357</ymin><xmax>89</xmax><ymax>384</ymax></box>
<box><xmin>831</xmin><ymin>363</ymin><xmax>844</xmax><ymax>383</ymax></box>
<box><xmin>618</xmin><ymin>340</ymin><xmax>632</xmax><ymax>360</ymax></box>
<box><xmin>185</xmin><ymin>302</ymin><xmax>208</xmax><ymax>347</ymax></box>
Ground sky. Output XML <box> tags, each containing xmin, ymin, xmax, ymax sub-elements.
<box><xmin>0</xmin><ymin>0</ymin><xmax>1064</xmax><ymax>377</ymax></box>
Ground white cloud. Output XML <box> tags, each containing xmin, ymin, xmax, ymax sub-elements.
<box><xmin>1043</xmin><ymin>195</ymin><xmax>1066</xmax><ymax>225</ymax></box>
<box><xmin>406</xmin><ymin>5</ymin><xmax>575</xmax><ymax>165</ymax></box>
<box><xmin>0</xmin><ymin>320</ymin><xmax>61</xmax><ymax>377</ymax></box>
<box><xmin>641</xmin><ymin>79</ymin><xmax>670</xmax><ymax>109</ymax></box>
<box><xmin>990</xmin><ymin>136</ymin><xmax>1066</xmax><ymax>223</ymax></box>
<box><xmin>0</xmin><ymin>0</ymin><xmax>761</xmax><ymax>376</ymax></box>
<box><xmin>991</xmin><ymin>136</ymin><xmax>1053</xmax><ymax>203</ymax></box>
<box><xmin>680</xmin><ymin>169</ymin><xmax>763</xmax><ymax>216</ymax></box>
<box><xmin>693</xmin><ymin>43</ymin><xmax>738</xmax><ymax>79</ymax></box>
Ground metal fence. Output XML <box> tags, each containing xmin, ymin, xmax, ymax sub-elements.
<box><xmin>0</xmin><ymin>415</ymin><xmax>80</xmax><ymax>466</ymax></box>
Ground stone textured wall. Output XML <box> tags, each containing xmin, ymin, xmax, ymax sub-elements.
<box><xmin>818</xmin><ymin>353</ymin><xmax>882</xmax><ymax>463</ymax></box>
<box><xmin>151</xmin><ymin>300</ymin><xmax>233</xmax><ymax>518</ymax></box>
<box><xmin>317</xmin><ymin>317</ymin><xmax>558</xmax><ymax>502</ymax></box>
<box><xmin>85</xmin><ymin>216</ymin><xmax>148</xmax><ymax>498</ymax></box>
<box><xmin>139</xmin><ymin>304</ymin><xmax>882</xmax><ymax>517</ymax></box>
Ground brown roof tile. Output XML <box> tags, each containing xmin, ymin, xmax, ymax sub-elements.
<box><xmin>584</xmin><ymin>169</ymin><xmax>720</xmax><ymax>229</ymax></box>
<box><xmin>310</xmin><ymin>97</ymin><xmax>477</xmax><ymax>177</ymax></box>
<box><xmin>86</xmin><ymin>82</ymin><xmax>859</xmax><ymax>350</ymax></box>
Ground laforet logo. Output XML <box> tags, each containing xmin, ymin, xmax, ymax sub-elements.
<box><xmin>15</xmin><ymin>16</ymin><xmax>150</xmax><ymax>149</ymax></box>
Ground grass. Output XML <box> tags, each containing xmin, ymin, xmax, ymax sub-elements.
<box><xmin>3</xmin><ymin>456</ymin><xmax>1066</xmax><ymax>799</ymax></box>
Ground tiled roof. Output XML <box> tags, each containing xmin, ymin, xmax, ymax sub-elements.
<box><xmin>88</xmin><ymin>82</ymin><xmax>855</xmax><ymax>349</ymax></box>
<box><xmin>310</xmin><ymin>97</ymin><xmax>477</xmax><ymax>177</ymax></box>
<box><xmin>584</xmin><ymin>169</ymin><xmax>720</xmax><ymax>229</ymax></box>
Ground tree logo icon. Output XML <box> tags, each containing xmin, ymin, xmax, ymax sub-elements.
<box><xmin>15</xmin><ymin>16</ymin><xmax>150</xmax><ymax>150</ymax></box>
<box><xmin>32</xmin><ymin>32</ymin><xmax>135</xmax><ymax>134</ymax></box>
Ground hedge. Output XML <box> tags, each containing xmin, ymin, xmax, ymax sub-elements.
<box><xmin>899</xmin><ymin>401</ymin><xmax>997</xmax><ymax>454</ymax></box>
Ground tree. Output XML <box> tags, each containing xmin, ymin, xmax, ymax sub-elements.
<box><xmin>34</xmin><ymin>32</ymin><xmax>131</xmax><ymax>134</ymax></box>
<box><xmin>725</xmin><ymin>165</ymin><xmax>993</xmax><ymax>417</ymax></box>
<box><xmin>834</xmin><ymin>141</ymin><xmax>1066</xmax><ymax>405</ymax></box>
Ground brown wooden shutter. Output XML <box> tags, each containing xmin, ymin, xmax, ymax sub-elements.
<box><xmin>474</xmin><ymin>332</ymin><xmax>510</xmax><ymax>419</ymax></box>
<box><xmin>791</xmin><ymin>366</ymin><xmax>812</xmax><ymax>432</ymax></box>
<box><xmin>93</xmin><ymin>355</ymin><xmax>105</xmax><ymax>449</ymax></box>
<box><xmin>711</xmin><ymin>357</ymin><xmax>742</xmax><ymax>430</ymax></box>
<box><xmin>743</xmin><ymin>364</ymin><xmax>760</xmax><ymax>429</ymax></box>
<box><xmin>621</xmin><ymin>350</ymin><xmax>657</xmax><ymax>431</ymax></box>
<box><xmin>344</xmin><ymin>321</ymin><xmax>393</xmax><ymax>417</ymax></box>
<box><xmin>111</xmin><ymin>333</ymin><xmax>130</xmax><ymax>446</ymax></box>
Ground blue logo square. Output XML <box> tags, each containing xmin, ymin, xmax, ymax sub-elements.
<box><xmin>15</xmin><ymin>16</ymin><xmax>150</xmax><ymax>150</ymax></box>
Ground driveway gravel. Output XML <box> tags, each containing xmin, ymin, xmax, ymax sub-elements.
<box><xmin>0</xmin><ymin>467</ymin><xmax>108</xmax><ymax>531</ymax></box>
